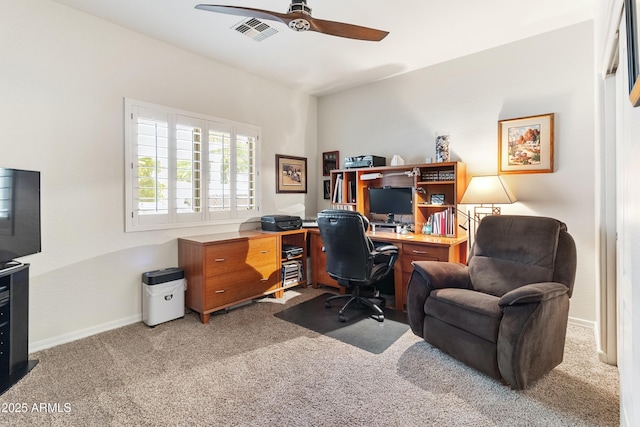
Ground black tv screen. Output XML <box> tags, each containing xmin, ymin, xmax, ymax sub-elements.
<box><xmin>368</xmin><ymin>187</ymin><xmax>413</xmax><ymax>216</ymax></box>
<box><xmin>0</xmin><ymin>168</ymin><xmax>41</xmax><ymax>266</ymax></box>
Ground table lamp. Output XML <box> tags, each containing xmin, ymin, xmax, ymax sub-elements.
<box><xmin>460</xmin><ymin>175</ymin><xmax>517</xmax><ymax>225</ymax></box>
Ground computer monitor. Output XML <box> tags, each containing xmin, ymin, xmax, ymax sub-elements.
<box><xmin>368</xmin><ymin>187</ymin><xmax>413</xmax><ymax>223</ymax></box>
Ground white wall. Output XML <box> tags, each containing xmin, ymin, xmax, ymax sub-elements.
<box><xmin>0</xmin><ymin>0</ymin><xmax>317</xmax><ymax>350</ymax></box>
<box><xmin>317</xmin><ymin>22</ymin><xmax>596</xmax><ymax>323</ymax></box>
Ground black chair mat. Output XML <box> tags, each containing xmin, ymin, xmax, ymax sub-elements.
<box><xmin>274</xmin><ymin>292</ymin><xmax>410</xmax><ymax>354</ymax></box>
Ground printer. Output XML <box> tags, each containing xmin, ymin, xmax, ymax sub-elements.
<box><xmin>261</xmin><ymin>215</ymin><xmax>302</xmax><ymax>231</ymax></box>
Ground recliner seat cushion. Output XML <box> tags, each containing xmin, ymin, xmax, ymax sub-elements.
<box><xmin>425</xmin><ymin>288</ymin><xmax>502</xmax><ymax>343</ymax></box>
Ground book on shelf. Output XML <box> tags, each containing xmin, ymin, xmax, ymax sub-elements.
<box><xmin>331</xmin><ymin>204</ymin><xmax>355</xmax><ymax>211</ymax></box>
<box><xmin>332</xmin><ymin>175</ymin><xmax>342</xmax><ymax>203</ymax></box>
<box><xmin>428</xmin><ymin>207</ymin><xmax>455</xmax><ymax>236</ymax></box>
<box><xmin>348</xmin><ymin>180</ymin><xmax>356</xmax><ymax>203</ymax></box>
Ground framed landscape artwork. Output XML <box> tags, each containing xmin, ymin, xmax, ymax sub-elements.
<box><xmin>276</xmin><ymin>154</ymin><xmax>307</xmax><ymax>193</ymax></box>
<box><xmin>498</xmin><ymin>113</ymin><xmax>554</xmax><ymax>174</ymax></box>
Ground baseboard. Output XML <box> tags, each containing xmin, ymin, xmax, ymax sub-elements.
<box><xmin>568</xmin><ymin>316</ymin><xmax>595</xmax><ymax>330</ymax></box>
<box><xmin>29</xmin><ymin>314</ymin><xmax>142</xmax><ymax>353</ymax></box>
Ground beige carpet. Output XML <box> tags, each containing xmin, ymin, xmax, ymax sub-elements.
<box><xmin>1</xmin><ymin>287</ymin><xmax>619</xmax><ymax>426</ymax></box>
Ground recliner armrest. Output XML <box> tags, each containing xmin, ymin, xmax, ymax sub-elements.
<box><xmin>498</xmin><ymin>282</ymin><xmax>569</xmax><ymax>307</ymax></box>
<box><xmin>411</xmin><ymin>261</ymin><xmax>471</xmax><ymax>290</ymax></box>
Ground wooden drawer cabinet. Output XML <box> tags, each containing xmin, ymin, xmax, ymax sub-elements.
<box><xmin>204</xmin><ymin>269</ymin><xmax>279</xmax><ymax>309</ymax></box>
<box><xmin>179</xmin><ymin>232</ymin><xmax>279</xmax><ymax>324</ymax></box>
<box><xmin>179</xmin><ymin>230</ymin><xmax>307</xmax><ymax>324</ymax></box>
<box><xmin>402</xmin><ymin>243</ymin><xmax>449</xmax><ymax>263</ymax></box>
<box><xmin>204</xmin><ymin>238</ymin><xmax>276</xmax><ymax>276</ymax></box>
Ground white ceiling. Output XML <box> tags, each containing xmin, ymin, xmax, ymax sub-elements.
<box><xmin>52</xmin><ymin>0</ymin><xmax>594</xmax><ymax>96</ymax></box>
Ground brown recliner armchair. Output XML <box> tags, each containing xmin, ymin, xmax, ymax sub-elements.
<box><xmin>406</xmin><ymin>215</ymin><xmax>577</xmax><ymax>389</ymax></box>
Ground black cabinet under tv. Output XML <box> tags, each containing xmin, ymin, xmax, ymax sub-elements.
<box><xmin>0</xmin><ymin>263</ymin><xmax>38</xmax><ymax>395</ymax></box>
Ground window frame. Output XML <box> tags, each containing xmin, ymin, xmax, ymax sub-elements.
<box><xmin>124</xmin><ymin>98</ymin><xmax>261</xmax><ymax>232</ymax></box>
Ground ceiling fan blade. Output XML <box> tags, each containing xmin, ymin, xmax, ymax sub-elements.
<box><xmin>308</xmin><ymin>17</ymin><xmax>389</xmax><ymax>41</ymax></box>
<box><xmin>195</xmin><ymin>4</ymin><xmax>292</xmax><ymax>25</ymax></box>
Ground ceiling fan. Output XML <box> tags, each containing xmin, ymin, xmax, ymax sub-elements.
<box><xmin>195</xmin><ymin>1</ymin><xmax>389</xmax><ymax>41</ymax></box>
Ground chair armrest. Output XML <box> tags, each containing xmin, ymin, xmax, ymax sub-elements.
<box><xmin>497</xmin><ymin>282</ymin><xmax>571</xmax><ymax>389</ymax></box>
<box><xmin>372</xmin><ymin>245</ymin><xmax>398</xmax><ymax>263</ymax></box>
<box><xmin>406</xmin><ymin>261</ymin><xmax>469</xmax><ymax>338</ymax></box>
<box><xmin>371</xmin><ymin>245</ymin><xmax>398</xmax><ymax>278</ymax></box>
<box><xmin>373</xmin><ymin>244</ymin><xmax>398</xmax><ymax>254</ymax></box>
<box><xmin>410</xmin><ymin>261</ymin><xmax>471</xmax><ymax>290</ymax></box>
<box><xmin>498</xmin><ymin>282</ymin><xmax>569</xmax><ymax>307</ymax></box>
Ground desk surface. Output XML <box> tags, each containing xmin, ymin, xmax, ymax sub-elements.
<box><xmin>307</xmin><ymin>227</ymin><xmax>467</xmax><ymax>247</ymax></box>
<box><xmin>366</xmin><ymin>230</ymin><xmax>467</xmax><ymax>246</ymax></box>
<box><xmin>179</xmin><ymin>229</ymin><xmax>306</xmax><ymax>245</ymax></box>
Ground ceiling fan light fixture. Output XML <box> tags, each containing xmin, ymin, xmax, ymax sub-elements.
<box><xmin>289</xmin><ymin>18</ymin><xmax>311</xmax><ymax>32</ymax></box>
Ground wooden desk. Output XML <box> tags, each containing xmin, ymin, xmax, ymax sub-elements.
<box><xmin>179</xmin><ymin>229</ymin><xmax>307</xmax><ymax>324</ymax></box>
<box><xmin>309</xmin><ymin>229</ymin><xmax>467</xmax><ymax>312</ymax></box>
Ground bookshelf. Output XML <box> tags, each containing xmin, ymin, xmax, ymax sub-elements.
<box><xmin>329</xmin><ymin>162</ymin><xmax>466</xmax><ymax>237</ymax></box>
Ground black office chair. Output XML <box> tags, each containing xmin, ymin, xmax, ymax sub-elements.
<box><xmin>317</xmin><ymin>210</ymin><xmax>398</xmax><ymax>322</ymax></box>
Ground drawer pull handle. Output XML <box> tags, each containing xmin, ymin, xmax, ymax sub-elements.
<box><xmin>260</xmin><ymin>278</ymin><xmax>269</xmax><ymax>282</ymax></box>
<box><xmin>412</xmin><ymin>250</ymin><xmax>428</xmax><ymax>254</ymax></box>
<box><xmin>215</xmin><ymin>290</ymin><xmax>226</xmax><ymax>294</ymax></box>
<box><xmin>260</xmin><ymin>250</ymin><xmax>270</xmax><ymax>254</ymax></box>
<box><xmin>215</xmin><ymin>258</ymin><xmax>225</xmax><ymax>262</ymax></box>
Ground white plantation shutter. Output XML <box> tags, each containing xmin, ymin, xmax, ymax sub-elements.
<box><xmin>207</xmin><ymin>123</ymin><xmax>232</xmax><ymax>219</ymax></box>
<box><xmin>131</xmin><ymin>107</ymin><xmax>170</xmax><ymax>227</ymax></box>
<box><xmin>125</xmin><ymin>99</ymin><xmax>261</xmax><ymax>232</ymax></box>
<box><xmin>175</xmin><ymin>115</ymin><xmax>204</xmax><ymax>223</ymax></box>
<box><xmin>235</xmin><ymin>127</ymin><xmax>259</xmax><ymax>218</ymax></box>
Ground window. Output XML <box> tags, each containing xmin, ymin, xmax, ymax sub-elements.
<box><xmin>124</xmin><ymin>99</ymin><xmax>260</xmax><ymax>232</ymax></box>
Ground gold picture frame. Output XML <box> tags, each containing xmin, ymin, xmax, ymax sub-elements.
<box><xmin>626</xmin><ymin>0</ymin><xmax>640</xmax><ymax>106</ymax></box>
<box><xmin>276</xmin><ymin>154</ymin><xmax>307</xmax><ymax>193</ymax></box>
<box><xmin>498</xmin><ymin>113</ymin><xmax>554</xmax><ymax>174</ymax></box>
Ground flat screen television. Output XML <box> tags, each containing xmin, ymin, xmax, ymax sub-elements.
<box><xmin>368</xmin><ymin>186</ymin><xmax>413</xmax><ymax>223</ymax></box>
<box><xmin>0</xmin><ymin>168</ymin><xmax>41</xmax><ymax>268</ymax></box>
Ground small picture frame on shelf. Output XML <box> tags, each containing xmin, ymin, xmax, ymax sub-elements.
<box><xmin>430</xmin><ymin>194</ymin><xmax>445</xmax><ymax>205</ymax></box>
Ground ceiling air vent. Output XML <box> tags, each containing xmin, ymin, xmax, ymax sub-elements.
<box><xmin>232</xmin><ymin>18</ymin><xmax>279</xmax><ymax>42</ymax></box>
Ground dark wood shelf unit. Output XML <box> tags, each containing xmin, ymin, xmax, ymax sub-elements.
<box><xmin>0</xmin><ymin>263</ymin><xmax>38</xmax><ymax>395</ymax></box>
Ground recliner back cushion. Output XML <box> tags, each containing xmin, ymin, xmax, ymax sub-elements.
<box><xmin>468</xmin><ymin>216</ymin><xmax>563</xmax><ymax>297</ymax></box>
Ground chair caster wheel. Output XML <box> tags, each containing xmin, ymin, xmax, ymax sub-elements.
<box><xmin>339</xmin><ymin>314</ymin><xmax>347</xmax><ymax>322</ymax></box>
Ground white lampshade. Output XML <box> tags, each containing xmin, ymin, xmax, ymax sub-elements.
<box><xmin>460</xmin><ymin>175</ymin><xmax>517</xmax><ymax>205</ymax></box>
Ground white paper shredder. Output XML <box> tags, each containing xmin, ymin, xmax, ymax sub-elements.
<box><xmin>142</xmin><ymin>268</ymin><xmax>185</xmax><ymax>327</ymax></box>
